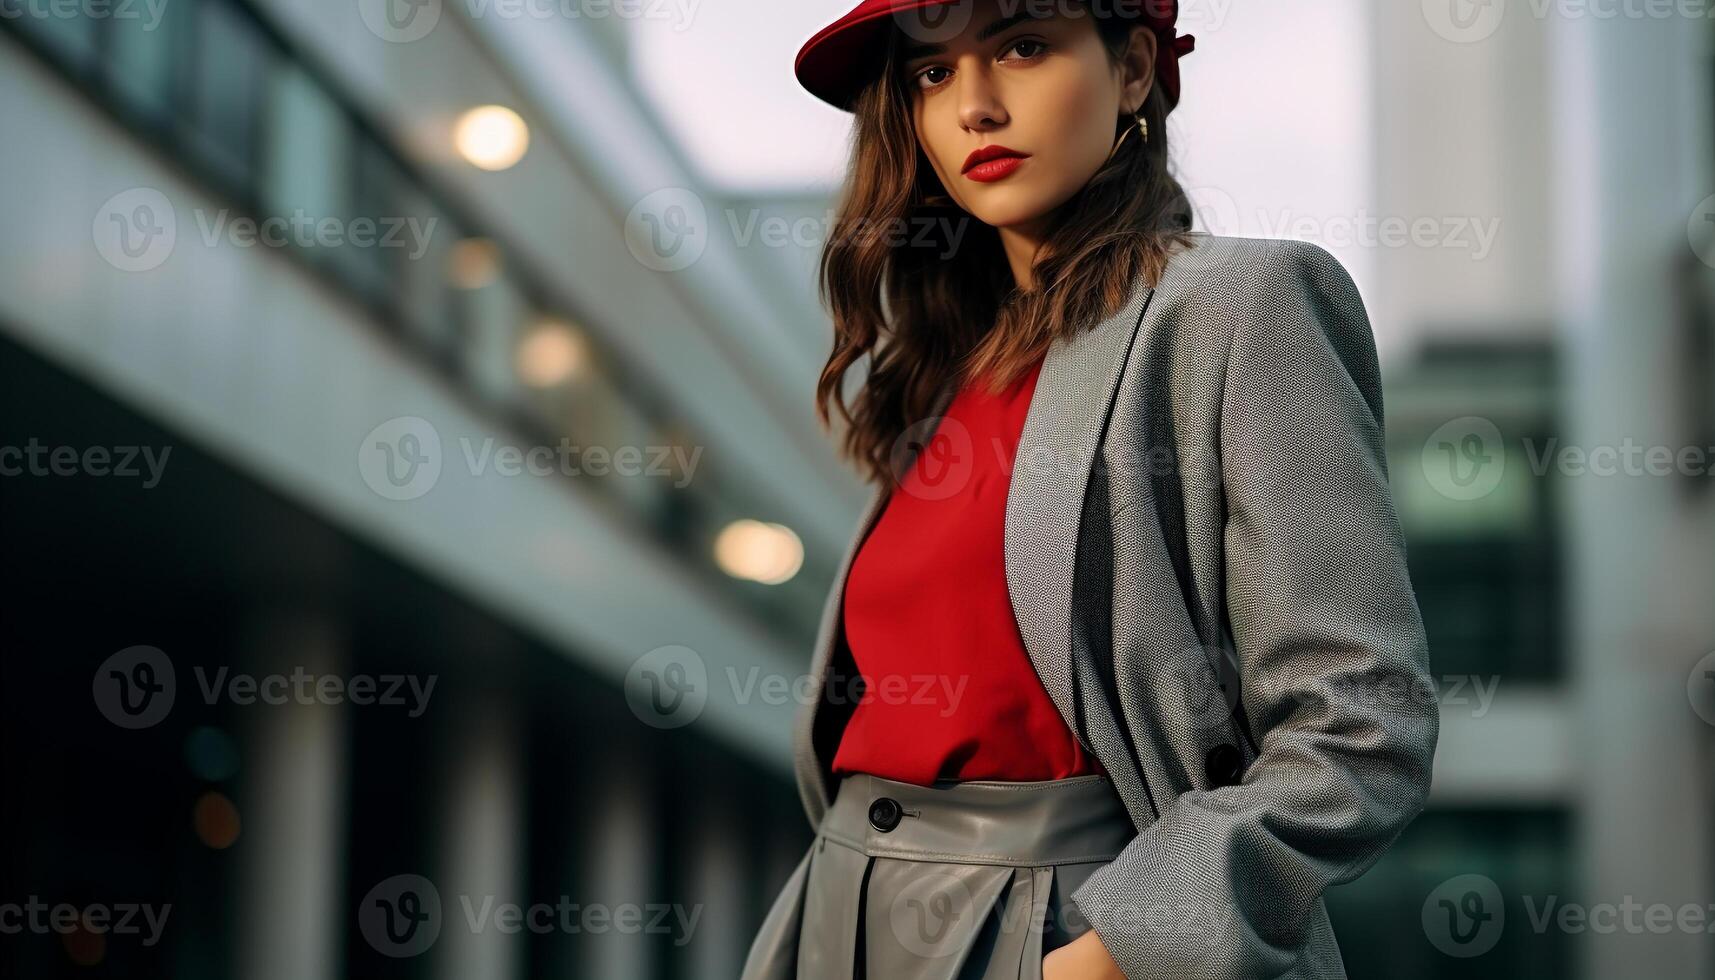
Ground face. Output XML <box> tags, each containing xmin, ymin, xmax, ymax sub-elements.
<box><xmin>900</xmin><ymin>0</ymin><xmax>1156</xmax><ymax>235</ymax></box>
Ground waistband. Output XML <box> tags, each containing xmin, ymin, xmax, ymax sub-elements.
<box><xmin>819</xmin><ymin>772</ymin><xmax>1133</xmax><ymax>867</ymax></box>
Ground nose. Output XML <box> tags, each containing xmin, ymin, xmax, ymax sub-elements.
<box><xmin>954</xmin><ymin>59</ymin><xmax>1008</xmax><ymax>132</ymax></box>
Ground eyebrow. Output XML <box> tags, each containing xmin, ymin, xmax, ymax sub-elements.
<box><xmin>897</xmin><ymin>11</ymin><xmax>1042</xmax><ymax>63</ymax></box>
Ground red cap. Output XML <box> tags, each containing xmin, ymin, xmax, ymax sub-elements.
<box><xmin>795</xmin><ymin>0</ymin><xmax>1195</xmax><ymax>113</ymax></box>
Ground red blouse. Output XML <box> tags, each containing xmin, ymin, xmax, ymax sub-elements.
<box><xmin>829</xmin><ymin>354</ymin><xmax>1104</xmax><ymax>784</ymax></box>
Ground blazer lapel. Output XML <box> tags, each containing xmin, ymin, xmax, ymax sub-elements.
<box><xmin>1004</xmin><ymin>276</ymin><xmax>1156</xmax><ymax>748</ymax></box>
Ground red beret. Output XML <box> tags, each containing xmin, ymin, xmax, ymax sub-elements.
<box><xmin>795</xmin><ymin>0</ymin><xmax>1194</xmax><ymax>112</ymax></box>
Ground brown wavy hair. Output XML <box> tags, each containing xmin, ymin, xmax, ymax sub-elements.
<box><xmin>812</xmin><ymin>8</ymin><xmax>1197</xmax><ymax>488</ymax></box>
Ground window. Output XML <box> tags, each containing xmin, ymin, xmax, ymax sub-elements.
<box><xmin>103</xmin><ymin>0</ymin><xmax>184</xmax><ymax>125</ymax></box>
<box><xmin>0</xmin><ymin>0</ymin><xmax>97</xmax><ymax>69</ymax></box>
<box><xmin>183</xmin><ymin>0</ymin><xmax>269</xmax><ymax>195</ymax></box>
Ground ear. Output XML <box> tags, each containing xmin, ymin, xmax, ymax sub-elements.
<box><xmin>1118</xmin><ymin>24</ymin><xmax>1158</xmax><ymax>113</ymax></box>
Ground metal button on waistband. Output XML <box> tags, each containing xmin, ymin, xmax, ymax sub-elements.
<box><xmin>868</xmin><ymin>796</ymin><xmax>902</xmax><ymax>832</ymax></box>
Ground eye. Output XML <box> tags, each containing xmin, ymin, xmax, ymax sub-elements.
<box><xmin>914</xmin><ymin>65</ymin><xmax>952</xmax><ymax>90</ymax></box>
<box><xmin>1000</xmin><ymin>37</ymin><xmax>1048</xmax><ymax>61</ymax></box>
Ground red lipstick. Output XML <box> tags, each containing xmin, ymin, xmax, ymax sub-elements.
<box><xmin>961</xmin><ymin>144</ymin><xmax>1029</xmax><ymax>183</ymax></box>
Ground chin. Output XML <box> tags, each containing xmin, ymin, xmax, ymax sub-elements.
<box><xmin>964</xmin><ymin>194</ymin><xmax>1054</xmax><ymax>230</ymax></box>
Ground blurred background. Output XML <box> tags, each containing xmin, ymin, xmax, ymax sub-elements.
<box><xmin>1</xmin><ymin>0</ymin><xmax>1712</xmax><ymax>976</ymax></box>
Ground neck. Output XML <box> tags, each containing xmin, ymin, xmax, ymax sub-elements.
<box><xmin>996</xmin><ymin>219</ymin><xmax>1047</xmax><ymax>292</ymax></box>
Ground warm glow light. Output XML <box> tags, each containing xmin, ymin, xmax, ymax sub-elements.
<box><xmin>454</xmin><ymin>105</ymin><xmax>530</xmax><ymax>171</ymax></box>
<box><xmin>714</xmin><ymin>519</ymin><xmax>803</xmax><ymax>585</ymax></box>
<box><xmin>193</xmin><ymin>791</ymin><xmax>242</xmax><ymax>849</ymax></box>
<box><xmin>61</xmin><ymin>925</ymin><xmax>104</xmax><ymax>966</ymax></box>
<box><xmin>516</xmin><ymin>319</ymin><xmax>588</xmax><ymax>387</ymax></box>
<box><xmin>449</xmin><ymin>237</ymin><xmax>501</xmax><ymax>289</ymax></box>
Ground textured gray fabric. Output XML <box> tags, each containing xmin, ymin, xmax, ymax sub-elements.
<box><xmin>785</xmin><ymin>234</ymin><xmax>1439</xmax><ymax>979</ymax></box>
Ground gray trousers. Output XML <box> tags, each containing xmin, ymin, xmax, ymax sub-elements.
<box><xmin>740</xmin><ymin>772</ymin><xmax>1133</xmax><ymax>980</ymax></box>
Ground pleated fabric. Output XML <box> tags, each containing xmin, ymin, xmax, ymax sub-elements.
<box><xmin>741</xmin><ymin>772</ymin><xmax>1132</xmax><ymax>980</ymax></box>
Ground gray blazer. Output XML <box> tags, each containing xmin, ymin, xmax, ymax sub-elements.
<box><xmin>791</xmin><ymin>233</ymin><xmax>1440</xmax><ymax>979</ymax></box>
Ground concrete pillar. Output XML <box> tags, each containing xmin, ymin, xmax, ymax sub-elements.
<box><xmin>580</xmin><ymin>744</ymin><xmax>658</xmax><ymax>978</ymax></box>
<box><xmin>233</xmin><ymin>607</ymin><xmax>348</xmax><ymax>980</ymax></box>
<box><xmin>431</xmin><ymin>686</ymin><xmax>525</xmax><ymax>980</ymax></box>
<box><xmin>681</xmin><ymin>784</ymin><xmax>745</xmax><ymax>977</ymax></box>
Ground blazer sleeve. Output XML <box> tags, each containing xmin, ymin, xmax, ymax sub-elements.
<box><xmin>1069</xmin><ymin>239</ymin><xmax>1440</xmax><ymax>979</ymax></box>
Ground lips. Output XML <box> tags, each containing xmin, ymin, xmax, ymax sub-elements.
<box><xmin>961</xmin><ymin>144</ymin><xmax>1029</xmax><ymax>182</ymax></box>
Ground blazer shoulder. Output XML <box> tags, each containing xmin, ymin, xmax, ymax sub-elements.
<box><xmin>1150</xmin><ymin>235</ymin><xmax>1367</xmax><ymax>345</ymax></box>
<box><xmin>1159</xmin><ymin>234</ymin><xmax>1357</xmax><ymax>302</ymax></box>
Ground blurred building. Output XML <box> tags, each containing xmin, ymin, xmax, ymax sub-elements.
<box><xmin>0</xmin><ymin>0</ymin><xmax>839</xmax><ymax>975</ymax></box>
<box><xmin>1</xmin><ymin>1</ymin><xmax>1712</xmax><ymax>979</ymax></box>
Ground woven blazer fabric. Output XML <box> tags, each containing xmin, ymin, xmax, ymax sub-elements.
<box><xmin>790</xmin><ymin>234</ymin><xmax>1440</xmax><ymax>980</ymax></box>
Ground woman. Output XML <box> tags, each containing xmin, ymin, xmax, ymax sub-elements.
<box><xmin>742</xmin><ymin>1</ymin><xmax>1439</xmax><ymax>977</ymax></box>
